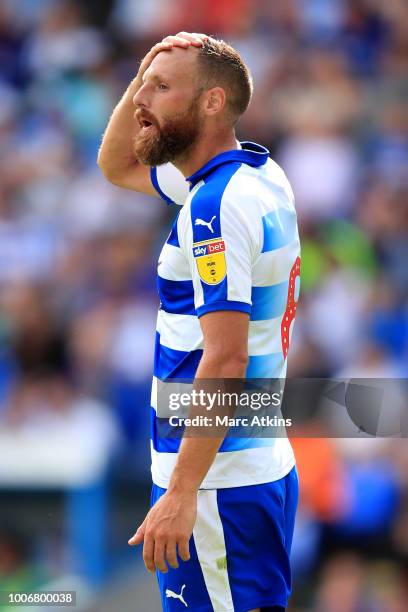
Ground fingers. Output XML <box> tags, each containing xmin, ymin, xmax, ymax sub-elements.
<box><xmin>128</xmin><ymin>530</ymin><xmax>143</xmax><ymax>546</ymax></box>
<box><xmin>177</xmin><ymin>538</ymin><xmax>191</xmax><ymax>563</ymax></box>
<box><xmin>128</xmin><ymin>517</ymin><xmax>159</xmax><ymax>573</ymax></box>
<box><xmin>144</xmin><ymin>536</ymin><xmax>179</xmax><ymax>574</ymax></box>
<box><xmin>139</xmin><ymin>32</ymin><xmax>207</xmax><ymax>83</ymax></box>
<box><xmin>144</xmin><ymin>538</ymin><xmax>181</xmax><ymax>573</ymax></box>
<box><xmin>136</xmin><ymin>532</ymin><xmax>190</xmax><ymax>573</ymax></box>
<box><xmin>175</xmin><ymin>31</ymin><xmax>208</xmax><ymax>44</ymax></box>
<box><xmin>153</xmin><ymin>538</ymin><xmax>168</xmax><ymax>573</ymax></box>
<box><xmin>143</xmin><ymin>531</ymin><xmax>156</xmax><ymax>573</ymax></box>
<box><xmin>190</xmin><ymin>33</ymin><xmax>208</xmax><ymax>40</ymax></box>
<box><xmin>165</xmin><ymin>541</ymin><xmax>179</xmax><ymax>570</ymax></box>
<box><xmin>150</xmin><ymin>40</ymin><xmax>173</xmax><ymax>55</ymax></box>
<box><xmin>161</xmin><ymin>36</ymin><xmax>194</xmax><ymax>48</ymax></box>
<box><xmin>128</xmin><ymin>512</ymin><xmax>191</xmax><ymax>573</ymax></box>
<box><xmin>162</xmin><ymin>32</ymin><xmax>206</xmax><ymax>48</ymax></box>
<box><xmin>128</xmin><ymin>518</ymin><xmax>147</xmax><ymax>546</ymax></box>
<box><xmin>147</xmin><ymin>32</ymin><xmax>206</xmax><ymax>67</ymax></box>
<box><xmin>150</xmin><ymin>539</ymin><xmax>186</xmax><ymax>573</ymax></box>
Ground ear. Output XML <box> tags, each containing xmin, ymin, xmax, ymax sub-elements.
<box><xmin>202</xmin><ymin>87</ymin><xmax>226</xmax><ymax>117</ymax></box>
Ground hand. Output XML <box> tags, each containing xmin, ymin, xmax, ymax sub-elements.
<box><xmin>137</xmin><ymin>32</ymin><xmax>208</xmax><ymax>84</ymax></box>
<box><xmin>128</xmin><ymin>489</ymin><xmax>197</xmax><ymax>573</ymax></box>
<box><xmin>162</xmin><ymin>32</ymin><xmax>208</xmax><ymax>47</ymax></box>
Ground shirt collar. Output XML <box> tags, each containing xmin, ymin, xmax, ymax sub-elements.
<box><xmin>186</xmin><ymin>141</ymin><xmax>269</xmax><ymax>188</ymax></box>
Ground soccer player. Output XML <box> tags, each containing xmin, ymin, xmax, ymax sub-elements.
<box><xmin>98</xmin><ymin>32</ymin><xmax>300</xmax><ymax>612</ymax></box>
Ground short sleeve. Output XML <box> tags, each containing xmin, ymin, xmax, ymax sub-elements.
<box><xmin>150</xmin><ymin>164</ymin><xmax>189</xmax><ymax>206</ymax></box>
<box><xmin>178</xmin><ymin>182</ymin><xmax>261</xmax><ymax>318</ymax></box>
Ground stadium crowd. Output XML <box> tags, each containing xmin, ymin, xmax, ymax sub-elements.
<box><xmin>0</xmin><ymin>0</ymin><xmax>407</xmax><ymax>609</ymax></box>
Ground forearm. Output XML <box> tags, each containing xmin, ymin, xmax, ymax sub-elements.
<box><xmin>97</xmin><ymin>76</ymin><xmax>141</xmax><ymax>179</ymax></box>
<box><xmin>168</xmin><ymin>353</ymin><xmax>247</xmax><ymax>495</ymax></box>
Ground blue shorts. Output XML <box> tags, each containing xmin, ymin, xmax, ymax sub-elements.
<box><xmin>151</xmin><ymin>466</ymin><xmax>298</xmax><ymax>612</ymax></box>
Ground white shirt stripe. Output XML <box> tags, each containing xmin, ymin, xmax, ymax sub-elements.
<box><xmin>157</xmin><ymin>310</ymin><xmax>203</xmax><ymax>352</ymax></box>
<box><xmin>151</xmin><ymin>442</ymin><xmax>296</xmax><ymax>489</ymax></box>
<box><xmin>193</xmin><ymin>490</ymin><xmax>234</xmax><ymax>611</ymax></box>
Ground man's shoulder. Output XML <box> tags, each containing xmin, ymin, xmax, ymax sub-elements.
<box><xmin>191</xmin><ymin>160</ymin><xmax>259</xmax><ymax>202</ymax></box>
<box><xmin>187</xmin><ymin>155</ymin><xmax>295</xmax><ymax>217</ymax></box>
<box><xmin>221</xmin><ymin>158</ymin><xmax>292</xmax><ymax>207</ymax></box>
<box><xmin>213</xmin><ymin>156</ymin><xmax>291</xmax><ymax>195</ymax></box>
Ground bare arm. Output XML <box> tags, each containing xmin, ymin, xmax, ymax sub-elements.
<box><xmin>97</xmin><ymin>33</ymin><xmax>205</xmax><ymax>194</ymax></box>
<box><xmin>129</xmin><ymin>310</ymin><xmax>249</xmax><ymax>572</ymax></box>
<box><xmin>167</xmin><ymin>310</ymin><xmax>248</xmax><ymax>494</ymax></box>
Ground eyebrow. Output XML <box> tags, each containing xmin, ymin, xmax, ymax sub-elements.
<box><xmin>142</xmin><ymin>72</ymin><xmax>168</xmax><ymax>85</ymax></box>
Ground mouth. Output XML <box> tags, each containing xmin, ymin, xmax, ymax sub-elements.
<box><xmin>137</xmin><ymin>114</ymin><xmax>156</xmax><ymax>130</ymax></box>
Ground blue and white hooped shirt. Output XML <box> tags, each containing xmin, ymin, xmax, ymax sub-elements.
<box><xmin>150</xmin><ymin>142</ymin><xmax>300</xmax><ymax>489</ymax></box>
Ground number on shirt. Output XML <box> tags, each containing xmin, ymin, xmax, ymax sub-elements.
<box><xmin>281</xmin><ymin>256</ymin><xmax>301</xmax><ymax>359</ymax></box>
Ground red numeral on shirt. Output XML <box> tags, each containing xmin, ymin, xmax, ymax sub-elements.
<box><xmin>281</xmin><ymin>256</ymin><xmax>301</xmax><ymax>359</ymax></box>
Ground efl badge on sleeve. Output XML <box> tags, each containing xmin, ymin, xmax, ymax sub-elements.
<box><xmin>192</xmin><ymin>238</ymin><xmax>226</xmax><ymax>284</ymax></box>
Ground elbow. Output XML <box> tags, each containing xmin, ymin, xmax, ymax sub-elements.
<box><xmin>97</xmin><ymin>151</ymin><xmax>109</xmax><ymax>177</ymax></box>
<box><xmin>227</xmin><ymin>352</ymin><xmax>249</xmax><ymax>377</ymax></box>
<box><xmin>96</xmin><ymin>146</ymin><xmax>105</xmax><ymax>171</ymax></box>
<box><xmin>97</xmin><ymin>155</ymin><xmax>122</xmax><ymax>186</ymax></box>
<box><xmin>204</xmin><ymin>350</ymin><xmax>248</xmax><ymax>377</ymax></box>
<box><xmin>97</xmin><ymin>152</ymin><xmax>113</xmax><ymax>181</ymax></box>
<box><xmin>229</xmin><ymin>351</ymin><xmax>249</xmax><ymax>370</ymax></box>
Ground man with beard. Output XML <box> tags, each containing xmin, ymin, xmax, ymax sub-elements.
<box><xmin>98</xmin><ymin>33</ymin><xmax>300</xmax><ymax>612</ymax></box>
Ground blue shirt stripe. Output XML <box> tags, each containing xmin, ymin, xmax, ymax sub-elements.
<box><xmin>151</xmin><ymin>407</ymin><xmax>181</xmax><ymax>452</ymax></box>
<box><xmin>250</xmin><ymin>281</ymin><xmax>289</xmax><ymax>321</ymax></box>
<box><xmin>197</xmin><ymin>300</ymin><xmax>251</xmax><ymax>318</ymax></box>
<box><xmin>166</xmin><ymin>214</ymin><xmax>180</xmax><ymax>247</ymax></box>
<box><xmin>262</xmin><ymin>207</ymin><xmax>298</xmax><ymax>252</ymax></box>
<box><xmin>154</xmin><ymin>332</ymin><xmax>203</xmax><ymax>380</ymax></box>
<box><xmin>246</xmin><ymin>352</ymin><xmax>284</xmax><ymax>378</ymax></box>
<box><xmin>157</xmin><ymin>277</ymin><xmax>196</xmax><ymax>315</ymax></box>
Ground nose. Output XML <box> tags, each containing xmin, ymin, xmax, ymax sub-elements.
<box><xmin>133</xmin><ymin>83</ymin><xmax>149</xmax><ymax>109</ymax></box>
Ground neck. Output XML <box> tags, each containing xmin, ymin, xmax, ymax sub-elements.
<box><xmin>173</xmin><ymin>127</ymin><xmax>238</xmax><ymax>178</ymax></box>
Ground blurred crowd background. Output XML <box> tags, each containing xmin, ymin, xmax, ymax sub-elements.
<box><xmin>0</xmin><ymin>0</ymin><xmax>407</xmax><ymax>610</ymax></box>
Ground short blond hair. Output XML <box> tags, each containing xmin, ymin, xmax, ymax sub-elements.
<box><xmin>197</xmin><ymin>38</ymin><xmax>253</xmax><ymax>124</ymax></box>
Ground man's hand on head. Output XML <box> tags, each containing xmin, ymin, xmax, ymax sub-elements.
<box><xmin>137</xmin><ymin>32</ymin><xmax>207</xmax><ymax>83</ymax></box>
<box><xmin>162</xmin><ymin>32</ymin><xmax>208</xmax><ymax>47</ymax></box>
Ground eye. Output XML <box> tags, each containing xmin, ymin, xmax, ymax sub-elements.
<box><xmin>158</xmin><ymin>83</ymin><xmax>168</xmax><ymax>91</ymax></box>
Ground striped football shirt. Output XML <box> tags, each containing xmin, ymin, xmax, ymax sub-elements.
<box><xmin>149</xmin><ymin>142</ymin><xmax>300</xmax><ymax>489</ymax></box>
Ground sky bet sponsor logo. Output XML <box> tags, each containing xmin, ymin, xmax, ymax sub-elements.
<box><xmin>193</xmin><ymin>239</ymin><xmax>225</xmax><ymax>258</ymax></box>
